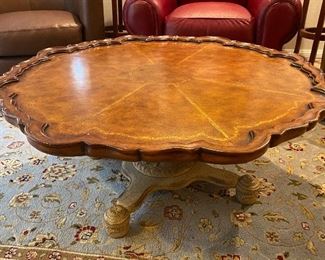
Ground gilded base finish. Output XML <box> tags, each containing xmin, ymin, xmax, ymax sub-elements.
<box><xmin>104</xmin><ymin>161</ymin><xmax>261</xmax><ymax>238</ymax></box>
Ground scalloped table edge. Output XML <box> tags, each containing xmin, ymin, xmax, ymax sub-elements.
<box><xmin>0</xmin><ymin>35</ymin><xmax>324</xmax><ymax>164</ymax></box>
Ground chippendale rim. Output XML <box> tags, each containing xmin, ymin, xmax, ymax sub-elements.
<box><xmin>0</xmin><ymin>35</ymin><xmax>324</xmax><ymax>164</ymax></box>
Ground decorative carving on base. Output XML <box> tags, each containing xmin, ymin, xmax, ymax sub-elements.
<box><xmin>236</xmin><ymin>174</ymin><xmax>261</xmax><ymax>205</ymax></box>
<box><xmin>104</xmin><ymin>161</ymin><xmax>263</xmax><ymax>238</ymax></box>
<box><xmin>132</xmin><ymin>161</ymin><xmax>195</xmax><ymax>177</ymax></box>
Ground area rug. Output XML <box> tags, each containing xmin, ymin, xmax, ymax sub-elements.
<box><xmin>0</xmin><ymin>115</ymin><xmax>324</xmax><ymax>260</ymax></box>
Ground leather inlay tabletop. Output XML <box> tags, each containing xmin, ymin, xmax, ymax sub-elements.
<box><xmin>0</xmin><ymin>36</ymin><xmax>324</xmax><ymax>163</ymax></box>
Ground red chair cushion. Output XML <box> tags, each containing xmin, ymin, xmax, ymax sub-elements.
<box><xmin>177</xmin><ymin>0</ymin><xmax>247</xmax><ymax>6</ymax></box>
<box><xmin>165</xmin><ymin>2</ymin><xmax>254</xmax><ymax>43</ymax></box>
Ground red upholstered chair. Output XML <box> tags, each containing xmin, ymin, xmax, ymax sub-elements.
<box><xmin>123</xmin><ymin>0</ymin><xmax>302</xmax><ymax>50</ymax></box>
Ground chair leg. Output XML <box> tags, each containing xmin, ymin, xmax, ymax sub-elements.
<box><xmin>309</xmin><ymin>0</ymin><xmax>325</xmax><ymax>64</ymax></box>
<box><xmin>321</xmin><ymin>47</ymin><xmax>325</xmax><ymax>125</ymax></box>
<box><xmin>112</xmin><ymin>0</ymin><xmax>118</xmax><ymax>37</ymax></box>
<box><xmin>118</xmin><ymin>0</ymin><xmax>123</xmax><ymax>32</ymax></box>
<box><xmin>321</xmin><ymin>43</ymin><xmax>325</xmax><ymax>72</ymax></box>
<box><xmin>294</xmin><ymin>0</ymin><xmax>310</xmax><ymax>54</ymax></box>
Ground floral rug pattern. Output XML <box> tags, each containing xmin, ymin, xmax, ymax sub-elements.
<box><xmin>0</xmin><ymin>116</ymin><xmax>324</xmax><ymax>259</ymax></box>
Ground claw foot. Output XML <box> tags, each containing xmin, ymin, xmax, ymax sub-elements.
<box><xmin>236</xmin><ymin>174</ymin><xmax>260</xmax><ymax>205</ymax></box>
<box><xmin>104</xmin><ymin>203</ymin><xmax>130</xmax><ymax>238</ymax></box>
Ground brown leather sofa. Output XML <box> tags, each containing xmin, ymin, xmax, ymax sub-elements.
<box><xmin>0</xmin><ymin>0</ymin><xmax>105</xmax><ymax>75</ymax></box>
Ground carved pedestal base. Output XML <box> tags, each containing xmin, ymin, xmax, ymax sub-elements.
<box><xmin>104</xmin><ymin>161</ymin><xmax>261</xmax><ymax>238</ymax></box>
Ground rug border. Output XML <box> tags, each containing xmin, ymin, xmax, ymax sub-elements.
<box><xmin>0</xmin><ymin>244</ymin><xmax>127</xmax><ymax>260</ymax></box>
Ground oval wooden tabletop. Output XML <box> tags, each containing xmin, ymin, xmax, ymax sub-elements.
<box><xmin>0</xmin><ymin>35</ymin><xmax>325</xmax><ymax>163</ymax></box>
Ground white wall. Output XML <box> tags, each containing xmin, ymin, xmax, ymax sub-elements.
<box><xmin>103</xmin><ymin>0</ymin><xmax>323</xmax><ymax>56</ymax></box>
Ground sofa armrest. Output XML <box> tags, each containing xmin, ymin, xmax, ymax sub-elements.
<box><xmin>65</xmin><ymin>0</ymin><xmax>105</xmax><ymax>40</ymax></box>
<box><xmin>247</xmin><ymin>0</ymin><xmax>301</xmax><ymax>50</ymax></box>
<box><xmin>123</xmin><ymin>0</ymin><xmax>177</xmax><ymax>35</ymax></box>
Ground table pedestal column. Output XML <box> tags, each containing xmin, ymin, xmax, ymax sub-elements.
<box><xmin>104</xmin><ymin>161</ymin><xmax>261</xmax><ymax>238</ymax></box>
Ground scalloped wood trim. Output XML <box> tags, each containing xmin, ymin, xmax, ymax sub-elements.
<box><xmin>0</xmin><ymin>35</ymin><xmax>324</xmax><ymax>164</ymax></box>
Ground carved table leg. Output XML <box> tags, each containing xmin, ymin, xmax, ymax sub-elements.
<box><xmin>104</xmin><ymin>161</ymin><xmax>261</xmax><ymax>238</ymax></box>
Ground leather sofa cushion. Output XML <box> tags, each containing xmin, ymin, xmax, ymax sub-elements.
<box><xmin>0</xmin><ymin>0</ymin><xmax>65</xmax><ymax>13</ymax></box>
<box><xmin>166</xmin><ymin>2</ymin><xmax>254</xmax><ymax>43</ymax></box>
<box><xmin>0</xmin><ymin>10</ymin><xmax>82</xmax><ymax>56</ymax></box>
<box><xmin>177</xmin><ymin>0</ymin><xmax>247</xmax><ymax>7</ymax></box>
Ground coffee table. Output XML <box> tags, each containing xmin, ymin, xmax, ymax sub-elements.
<box><xmin>0</xmin><ymin>35</ymin><xmax>324</xmax><ymax>238</ymax></box>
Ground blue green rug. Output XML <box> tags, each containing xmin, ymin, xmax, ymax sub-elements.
<box><xmin>0</xmin><ymin>115</ymin><xmax>324</xmax><ymax>259</ymax></box>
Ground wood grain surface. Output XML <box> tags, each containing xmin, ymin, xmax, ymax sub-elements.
<box><xmin>0</xmin><ymin>35</ymin><xmax>324</xmax><ymax>163</ymax></box>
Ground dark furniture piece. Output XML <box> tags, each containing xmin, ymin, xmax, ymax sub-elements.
<box><xmin>0</xmin><ymin>0</ymin><xmax>105</xmax><ymax>75</ymax></box>
<box><xmin>1</xmin><ymin>35</ymin><xmax>324</xmax><ymax>238</ymax></box>
<box><xmin>294</xmin><ymin>0</ymin><xmax>325</xmax><ymax>71</ymax></box>
<box><xmin>123</xmin><ymin>0</ymin><xmax>302</xmax><ymax>50</ymax></box>
<box><xmin>106</xmin><ymin>0</ymin><xmax>125</xmax><ymax>37</ymax></box>
<box><xmin>112</xmin><ymin>0</ymin><xmax>124</xmax><ymax>36</ymax></box>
